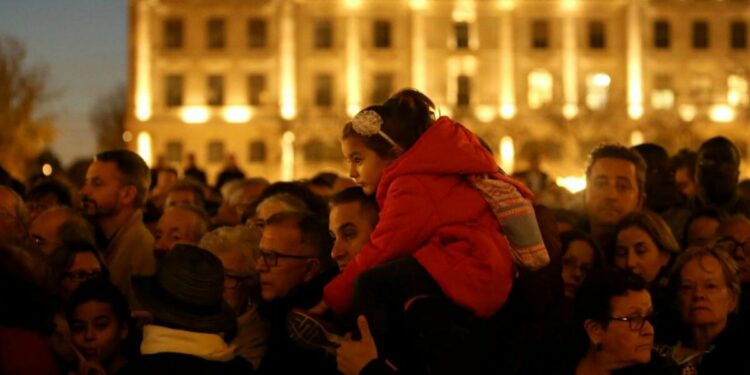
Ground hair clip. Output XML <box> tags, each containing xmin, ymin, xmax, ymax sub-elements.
<box><xmin>351</xmin><ymin>110</ymin><xmax>399</xmax><ymax>148</ymax></box>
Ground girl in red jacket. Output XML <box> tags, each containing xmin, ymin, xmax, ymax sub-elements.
<box><xmin>307</xmin><ymin>90</ymin><xmax>534</xmax><ymax>369</ymax></box>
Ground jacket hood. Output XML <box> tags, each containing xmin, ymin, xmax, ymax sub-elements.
<box><xmin>377</xmin><ymin>117</ymin><xmax>501</xmax><ymax>198</ymax></box>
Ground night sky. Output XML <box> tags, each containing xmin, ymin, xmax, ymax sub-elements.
<box><xmin>0</xmin><ymin>0</ymin><xmax>127</xmax><ymax>166</ymax></box>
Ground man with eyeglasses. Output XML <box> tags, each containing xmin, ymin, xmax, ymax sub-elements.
<box><xmin>254</xmin><ymin>211</ymin><xmax>337</xmax><ymax>374</ymax></box>
<box><xmin>691</xmin><ymin>137</ymin><xmax>750</xmax><ymax>218</ymax></box>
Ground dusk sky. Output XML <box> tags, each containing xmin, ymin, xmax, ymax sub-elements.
<box><xmin>0</xmin><ymin>0</ymin><xmax>127</xmax><ymax>166</ymax></box>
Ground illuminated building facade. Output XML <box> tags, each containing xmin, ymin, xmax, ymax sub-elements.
<box><xmin>126</xmin><ymin>0</ymin><xmax>750</xmax><ymax>183</ymax></box>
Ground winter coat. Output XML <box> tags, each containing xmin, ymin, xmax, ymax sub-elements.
<box><xmin>324</xmin><ymin>116</ymin><xmax>531</xmax><ymax>318</ymax></box>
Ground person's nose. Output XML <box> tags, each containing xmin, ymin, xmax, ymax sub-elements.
<box><xmin>349</xmin><ymin>164</ymin><xmax>359</xmax><ymax>180</ymax></box>
<box><xmin>85</xmin><ymin>325</ymin><xmax>95</xmax><ymax>341</ymax></box>
<box><xmin>641</xmin><ymin>319</ymin><xmax>655</xmax><ymax>336</ymax></box>
<box><xmin>331</xmin><ymin>240</ymin><xmax>348</xmax><ymax>261</ymax></box>
<box><xmin>626</xmin><ymin>252</ymin><xmax>639</xmax><ymax>272</ymax></box>
<box><xmin>255</xmin><ymin>258</ymin><xmax>269</xmax><ymax>272</ymax></box>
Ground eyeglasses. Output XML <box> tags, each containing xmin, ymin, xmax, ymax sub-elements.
<box><xmin>259</xmin><ymin>250</ymin><xmax>315</xmax><ymax>268</ymax></box>
<box><xmin>714</xmin><ymin>237</ymin><xmax>750</xmax><ymax>256</ymax></box>
<box><xmin>608</xmin><ymin>314</ymin><xmax>657</xmax><ymax>331</ymax></box>
<box><xmin>224</xmin><ymin>270</ymin><xmax>250</xmax><ymax>289</ymax></box>
<box><xmin>61</xmin><ymin>270</ymin><xmax>102</xmax><ymax>282</ymax></box>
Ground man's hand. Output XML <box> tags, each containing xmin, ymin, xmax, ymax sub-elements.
<box><xmin>336</xmin><ymin>315</ymin><xmax>378</xmax><ymax>375</ymax></box>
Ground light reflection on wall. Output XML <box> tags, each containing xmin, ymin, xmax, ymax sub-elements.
<box><xmin>181</xmin><ymin>106</ymin><xmax>210</xmax><ymax>124</ymax></box>
<box><xmin>134</xmin><ymin>0</ymin><xmax>151</xmax><ymax>121</ymax></box>
<box><xmin>556</xmin><ymin>176</ymin><xmax>586</xmax><ymax>194</ymax></box>
<box><xmin>728</xmin><ymin>75</ymin><xmax>749</xmax><ymax>107</ymax></box>
<box><xmin>281</xmin><ymin>131</ymin><xmax>295</xmax><ymax>181</ymax></box>
<box><xmin>280</xmin><ymin>1</ymin><xmax>296</xmax><ymax>120</ymax></box>
<box><xmin>223</xmin><ymin>106</ymin><xmax>252</xmax><ymax>123</ymax></box>
<box><xmin>346</xmin><ymin>13</ymin><xmax>361</xmax><ymax>118</ymax></box>
<box><xmin>500</xmin><ymin>136</ymin><xmax>514</xmax><ymax>174</ymax></box>
<box><xmin>709</xmin><ymin>104</ymin><xmax>735</xmax><ymax>123</ymax></box>
<box><xmin>137</xmin><ymin>131</ymin><xmax>153</xmax><ymax>167</ymax></box>
<box><xmin>528</xmin><ymin>70</ymin><xmax>553</xmax><ymax>109</ymax></box>
<box><xmin>626</xmin><ymin>0</ymin><xmax>643</xmax><ymax>120</ymax></box>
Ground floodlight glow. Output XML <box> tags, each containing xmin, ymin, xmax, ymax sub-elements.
<box><xmin>557</xmin><ymin>176</ymin><xmax>586</xmax><ymax>193</ymax></box>
<box><xmin>181</xmin><ymin>106</ymin><xmax>209</xmax><ymax>124</ymax></box>
<box><xmin>42</xmin><ymin>164</ymin><xmax>53</xmax><ymax>177</ymax></box>
<box><xmin>474</xmin><ymin>105</ymin><xmax>496</xmax><ymax>123</ymax></box>
<box><xmin>223</xmin><ymin>106</ymin><xmax>252</xmax><ymax>123</ymax></box>
<box><xmin>500</xmin><ymin>136</ymin><xmax>514</xmax><ymax>174</ymax></box>
<box><xmin>137</xmin><ymin>132</ymin><xmax>153</xmax><ymax>167</ymax></box>
<box><xmin>709</xmin><ymin>104</ymin><xmax>735</xmax><ymax>123</ymax></box>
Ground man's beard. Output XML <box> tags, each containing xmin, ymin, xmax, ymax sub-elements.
<box><xmin>80</xmin><ymin>197</ymin><xmax>118</xmax><ymax>218</ymax></box>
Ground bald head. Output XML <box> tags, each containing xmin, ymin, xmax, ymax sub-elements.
<box><xmin>154</xmin><ymin>205</ymin><xmax>211</xmax><ymax>260</ymax></box>
<box><xmin>29</xmin><ymin>207</ymin><xmax>78</xmax><ymax>255</ymax></box>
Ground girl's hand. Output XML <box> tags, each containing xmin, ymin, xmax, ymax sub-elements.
<box><xmin>336</xmin><ymin>315</ymin><xmax>378</xmax><ymax>375</ymax></box>
<box><xmin>308</xmin><ymin>300</ymin><xmax>329</xmax><ymax>315</ymax></box>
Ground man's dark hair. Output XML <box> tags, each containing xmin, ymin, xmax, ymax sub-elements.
<box><xmin>95</xmin><ymin>149</ymin><xmax>151</xmax><ymax>207</ymax></box>
<box><xmin>671</xmin><ymin>149</ymin><xmax>697</xmax><ymax>180</ymax></box>
<box><xmin>265</xmin><ymin>211</ymin><xmax>333</xmax><ymax>261</ymax></box>
<box><xmin>329</xmin><ymin>186</ymin><xmax>379</xmax><ymax>228</ymax></box>
<box><xmin>27</xmin><ymin>178</ymin><xmax>74</xmax><ymax>207</ymax></box>
<box><xmin>698</xmin><ymin>136</ymin><xmax>740</xmax><ymax>160</ymax></box>
<box><xmin>65</xmin><ymin>279</ymin><xmax>130</xmax><ymax>327</ymax></box>
<box><xmin>585</xmin><ymin>144</ymin><xmax>647</xmax><ymax>194</ymax></box>
<box><xmin>310</xmin><ymin>172</ymin><xmax>339</xmax><ymax>188</ymax></box>
<box><xmin>167</xmin><ymin>179</ymin><xmax>206</xmax><ymax>210</ymax></box>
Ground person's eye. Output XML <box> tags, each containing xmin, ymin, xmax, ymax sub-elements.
<box><xmin>353</xmin><ymin>157</ymin><xmax>363</xmax><ymax>165</ymax></box>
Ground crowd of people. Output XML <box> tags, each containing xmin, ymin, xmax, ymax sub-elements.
<box><xmin>1</xmin><ymin>89</ymin><xmax>749</xmax><ymax>375</ymax></box>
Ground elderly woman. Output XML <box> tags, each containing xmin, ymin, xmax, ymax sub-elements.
<box><xmin>568</xmin><ymin>268</ymin><xmax>677</xmax><ymax>374</ymax></box>
<box><xmin>656</xmin><ymin>246</ymin><xmax>746</xmax><ymax>374</ymax></box>
<box><xmin>199</xmin><ymin>225</ymin><xmax>269</xmax><ymax>369</ymax></box>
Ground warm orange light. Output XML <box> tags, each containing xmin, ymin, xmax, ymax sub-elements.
<box><xmin>181</xmin><ymin>106</ymin><xmax>210</xmax><ymax>124</ymax></box>
<box><xmin>557</xmin><ymin>176</ymin><xmax>586</xmax><ymax>193</ymax></box>
<box><xmin>137</xmin><ymin>132</ymin><xmax>153</xmax><ymax>167</ymax></box>
<box><xmin>223</xmin><ymin>106</ymin><xmax>252</xmax><ymax>123</ymax></box>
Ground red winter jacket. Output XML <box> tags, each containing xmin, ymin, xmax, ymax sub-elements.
<box><xmin>323</xmin><ymin>117</ymin><xmax>532</xmax><ymax>318</ymax></box>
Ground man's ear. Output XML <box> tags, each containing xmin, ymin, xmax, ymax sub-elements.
<box><xmin>637</xmin><ymin>191</ymin><xmax>646</xmax><ymax>209</ymax></box>
<box><xmin>119</xmin><ymin>185</ymin><xmax>138</xmax><ymax>207</ymax></box>
<box><xmin>303</xmin><ymin>258</ymin><xmax>321</xmax><ymax>282</ymax></box>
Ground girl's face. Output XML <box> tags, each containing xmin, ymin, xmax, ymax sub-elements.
<box><xmin>70</xmin><ymin>301</ymin><xmax>127</xmax><ymax>365</ymax></box>
<box><xmin>561</xmin><ymin>240</ymin><xmax>595</xmax><ymax>298</ymax></box>
<box><xmin>614</xmin><ymin>226</ymin><xmax>670</xmax><ymax>283</ymax></box>
<box><xmin>60</xmin><ymin>252</ymin><xmax>103</xmax><ymax>300</ymax></box>
<box><xmin>342</xmin><ymin>137</ymin><xmax>394</xmax><ymax>195</ymax></box>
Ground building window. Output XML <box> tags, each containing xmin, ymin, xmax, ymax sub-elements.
<box><xmin>527</xmin><ymin>70</ymin><xmax>553</xmax><ymax>109</ymax></box>
<box><xmin>315</xmin><ymin>74</ymin><xmax>333</xmax><ymax>107</ymax></box>
<box><xmin>731</xmin><ymin>21</ymin><xmax>747</xmax><ymax>49</ymax></box>
<box><xmin>531</xmin><ymin>20</ymin><xmax>549</xmax><ymax>49</ymax></box>
<box><xmin>207</xmin><ymin>141</ymin><xmax>225</xmax><ymax>164</ymax></box>
<box><xmin>692</xmin><ymin>21</ymin><xmax>709</xmax><ymax>49</ymax></box>
<box><xmin>588</xmin><ymin>21</ymin><xmax>606</xmax><ymax>49</ymax></box>
<box><xmin>314</xmin><ymin>19</ymin><xmax>333</xmax><ymax>49</ymax></box>
<box><xmin>247</xmin><ymin>18</ymin><xmax>267</xmax><ymax>48</ymax></box>
<box><xmin>455</xmin><ymin>22</ymin><xmax>469</xmax><ymax>49</ymax></box>
<box><xmin>207</xmin><ymin>75</ymin><xmax>224</xmax><ymax>106</ymax></box>
<box><xmin>247</xmin><ymin>74</ymin><xmax>266</xmax><ymax>106</ymax></box>
<box><xmin>653</xmin><ymin>20</ymin><xmax>670</xmax><ymax>49</ymax></box>
<box><xmin>651</xmin><ymin>75</ymin><xmax>675</xmax><ymax>110</ymax></box>
<box><xmin>166</xmin><ymin>141</ymin><xmax>183</xmax><ymax>163</ymax></box>
<box><xmin>585</xmin><ymin>73</ymin><xmax>611</xmax><ymax>110</ymax></box>
<box><xmin>373</xmin><ymin>20</ymin><xmax>391</xmax><ymax>48</ymax></box>
<box><xmin>372</xmin><ymin>73</ymin><xmax>393</xmax><ymax>104</ymax></box>
<box><xmin>165</xmin><ymin>75</ymin><xmax>183</xmax><ymax>107</ymax></box>
<box><xmin>457</xmin><ymin>75</ymin><xmax>471</xmax><ymax>107</ymax></box>
<box><xmin>248</xmin><ymin>140</ymin><xmax>267</xmax><ymax>162</ymax></box>
<box><xmin>728</xmin><ymin>75</ymin><xmax>749</xmax><ymax>107</ymax></box>
<box><xmin>207</xmin><ymin>18</ymin><xmax>226</xmax><ymax>49</ymax></box>
<box><xmin>164</xmin><ymin>18</ymin><xmax>183</xmax><ymax>49</ymax></box>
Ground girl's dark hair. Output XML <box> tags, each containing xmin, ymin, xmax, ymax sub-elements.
<box><xmin>560</xmin><ymin>230</ymin><xmax>604</xmax><ymax>271</ymax></box>
<box><xmin>342</xmin><ymin>89</ymin><xmax>436</xmax><ymax>158</ymax></box>
<box><xmin>48</xmin><ymin>242</ymin><xmax>109</xmax><ymax>284</ymax></box>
